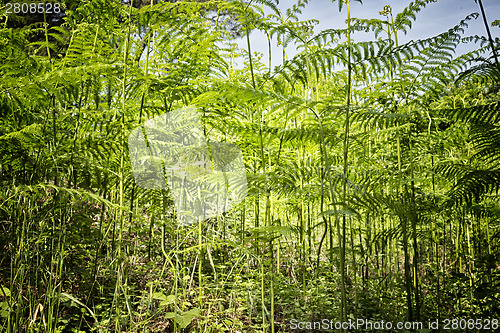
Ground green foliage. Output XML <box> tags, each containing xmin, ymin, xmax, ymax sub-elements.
<box><xmin>0</xmin><ymin>0</ymin><xmax>499</xmax><ymax>332</ymax></box>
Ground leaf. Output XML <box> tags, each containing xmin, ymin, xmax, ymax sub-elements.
<box><xmin>164</xmin><ymin>308</ymin><xmax>200</xmax><ymax>329</ymax></box>
<box><xmin>159</xmin><ymin>295</ymin><xmax>177</xmax><ymax>307</ymax></box>
<box><xmin>0</xmin><ymin>302</ymin><xmax>9</xmax><ymax>318</ymax></box>
<box><xmin>165</xmin><ymin>312</ymin><xmax>176</xmax><ymax>319</ymax></box>
<box><xmin>0</xmin><ymin>286</ymin><xmax>10</xmax><ymax>298</ymax></box>
<box><xmin>152</xmin><ymin>292</ymin><xmax>167</xmax><ymax>301</ymax></box>
<box><xmin>175</xmin><ymin>308</ymin><xmax>200</xmax><ymax>329</ymax></box>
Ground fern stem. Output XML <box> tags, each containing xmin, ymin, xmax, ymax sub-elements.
<box><xmin>242</xmin><ymin>0</ymin><xmax>256</xmax><ymax>88</ymax></box>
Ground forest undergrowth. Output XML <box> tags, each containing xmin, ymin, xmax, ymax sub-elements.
<box><xmin>0</xmin><ymin>0</ymin><xmax>499</xmax><ymax>332</ymax></box>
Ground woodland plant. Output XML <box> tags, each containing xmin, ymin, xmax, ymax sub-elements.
<box><xmin>0</xmin><ymin>0</ymin><xmax>499</xmax><ymax>332</ymax></box>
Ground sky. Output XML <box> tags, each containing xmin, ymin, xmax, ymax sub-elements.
<box><xmin>232</xmin><ymin>0</ymin><xmax>500</xmax><ymax>69</ymax></box>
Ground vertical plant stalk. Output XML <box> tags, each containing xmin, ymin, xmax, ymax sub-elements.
<box><xmin>340</xmin><ymin>0</ymin><xmax>353</xmax><ymax>323</ymax></box>
<box><xmin>408</xmin><ymin>121</ymin><xmax>420</xmax><ymax>320</ymax></box>
<box><xmin>385</xmin><ymin>6</ymin><xmax>417</xmax><ymax>320</ymax></box>
<box><xmin>42</xmin><ymin>9</ymin><xmax>52</xmax><ymax>68</ymax></box>
<box><xmin>241</xmin><ymin>0</ymin><xmax>256</xmax><ymax>88</ymax></box>
<box><xmin>111</xmin><ymin>3</ymin><xmax>135</xmax><ymax>330</ymax></box>
<box><xmin>241</xmin><ymin>0</ymin><xmax>274</xmax><ymax>329</ymax></box>
<box><xmin>118</xmin><ymin>0</ymin><xmax>134</xmax><ymax>258</ymax></box>
<box><xmin>198</xmin><ymin>189</ymin><xmax>204</xmax><ymax>310</ymax></box>
<box><xmin>295</xmin><ymin>7</ymin><xmax>341</xmax><ymax>315</ymax></box>
<box><xmin>477</xmin><ymin>0</ymin><xmax>499</xmax><ymax>68</ymax></box>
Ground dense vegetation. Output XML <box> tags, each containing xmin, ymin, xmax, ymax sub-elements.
<box><xmin>1</xmin><ymin>0</ymin><xmax>499</xmax><ymax>332</ymax></box>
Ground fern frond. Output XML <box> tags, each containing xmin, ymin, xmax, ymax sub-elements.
<box><xmin>441</xmin><ymin>102</ymin><xmax>500</xmax><ymax>125</ymax></box>
<box><xmin>447</xmin><ymin>169</ymin><xmax>500</xmax><ymax>205</ymax></box>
